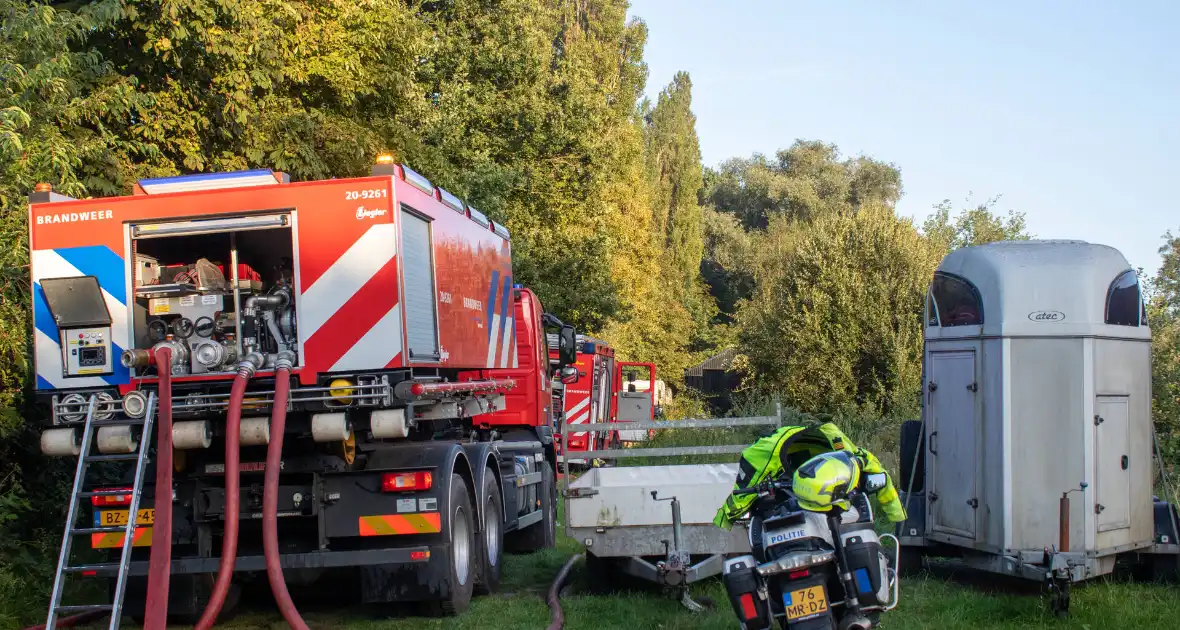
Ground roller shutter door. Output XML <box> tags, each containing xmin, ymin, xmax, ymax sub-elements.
<box><xmin>400</xmin><ymin>207</ymin><xmax>440</xmax><ymax>360</ymax></box>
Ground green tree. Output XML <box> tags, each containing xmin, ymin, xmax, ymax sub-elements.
<box><xmin>412</xmin><ymin>0</ymin><xmax>654</xmax><ymax>332</ymax></box>
<box><xmin>701</xmin><ymin>207</ymin><xmax>755</xmax><ymax>323</ymax></box>
<box><xmin>1147</xmin><ymin>230</ymin><xmax>1180</xmax><ymax>467</ymax></box>
<box><xmin>0</xmin><ymin>1</ymin><xmax>157</xmax><ymax>622</ymax></box>
<box><xmin>921</xmin><ymin>194</ymin><xmax>1031</xmax><ymax>258</ymax></box>
<box><xmin>640</xmin><ymin>71</ymin><xmax>719</xmax><ymax>363</ymax></box>
<box><xmin>736</xmin><ymin>204</ymin><xmax>939</xmax><ymax>416</ymax></box>
<box><xmin>704</xmin><ymin>140</ymin><xmax>903</xmax><ymax>230</ymax></box>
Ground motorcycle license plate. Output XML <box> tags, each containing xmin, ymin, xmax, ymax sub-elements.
<box><xmin>765</xmin><ymin>526</ymin><xmax>807</xmax><ymax>546</ymax></box>
<box><xmin>783</xmin><ymin>585</ymin><xmax>829</xmax><ymax>621</ymax></box>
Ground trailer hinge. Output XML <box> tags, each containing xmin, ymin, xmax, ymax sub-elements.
<box><xmin>927</xmin><ymin>382</ymin><xmax>938</xmax><ymax>392</ymax></box>
<box><xmin>564</xmin><ymin>487</ymin><xmax>599</xmax><ymax>499</ymax></box>
<box><xmin>1095</xmin><ymin>503</ymin><xmax>1105</xmax><ymax>514</ymax></box>
<box><xmin>967</xmin><ymin>498</ymin><xmax>979</xmax><ymax>509</ymax></box>
<box><xmin>929</xmin><ymin>492</ymin><xmax>938</xmax><ymax>502</ymax></box>
<box><xmin>1094</xmin><ymin>414</ymin><xmax>1104</xmax><ymax>425</ymax></box>
<box><xmin>966</xmin><ymin>382</ymin><xmax>977</xmax><ymax>392</ymax></box>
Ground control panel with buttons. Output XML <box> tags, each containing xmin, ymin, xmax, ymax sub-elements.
<box><xmin>61</xmin><ymin>326</ymin><xmax>113</xmax><ymax>377</ymax></box>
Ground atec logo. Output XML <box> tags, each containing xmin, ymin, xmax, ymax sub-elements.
<box><xmin>356</xmin><ymin>205</ymin><xmax>387</xmax><ymax>220</ymax></box>
<box><xmin>1028</xmin><ymin>310</ymin><xmax>1065</xmax><ymax>322</ymax></box>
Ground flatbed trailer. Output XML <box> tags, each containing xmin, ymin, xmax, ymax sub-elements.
<box><xmin>561</xmin><ymin>410</ymin><xmax>782</xmax><ymax>608</ymax></box>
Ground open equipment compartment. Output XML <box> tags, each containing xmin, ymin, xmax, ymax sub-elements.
<box><xmin>127</xmin><ymin>211</ymin><xmax>298</xmax><ymax>377</ymax></box>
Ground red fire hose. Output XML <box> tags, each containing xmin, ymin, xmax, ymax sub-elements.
<box><xmin>262</xmin><ymin>357</ymin><xmax>309</xmax><ymax>630</ymax></box>
<box><xmin>194</xmin><ymin>360</ymin><xmax>254</xmax><ymax>630</ymax></box>
<box><xmin>142</xmin><ymin>348</ymin><xmax>175</xmax><ymax>630</ymax></box>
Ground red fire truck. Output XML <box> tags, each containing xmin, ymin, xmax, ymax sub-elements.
<box><xmin>30</xmin><ymin>157</ymin><xmax>579</xmax><ymax>627</ymax></box>
<box><xmin>549</xmin><ymin>335</ymin><xmax>657</xmax><ymax>467</ymax></box>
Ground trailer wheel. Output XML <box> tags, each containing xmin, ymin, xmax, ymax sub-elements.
<box><xmin>423</xmin><ymin>474</ymin><xmax>476</xmax><ymax>616</ymax></box>
<box><xmin>475</xmin><ymin>467</ymin><xmax>503</xmax><ymax>594</ymax></box>
<box><xmin>508</xmin><ymin>461</ymin><xmax>556</xmax><ymax>552</ymax></box>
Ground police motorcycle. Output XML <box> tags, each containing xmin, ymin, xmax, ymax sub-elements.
<box><xmin>721</xmin><ymin>451</ymin><xmax>900</xmax><ymax>630</ymax></box>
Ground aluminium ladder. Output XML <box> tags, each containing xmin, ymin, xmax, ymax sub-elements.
<box><xmin>46</xmin><ymin>391</ymin><xmax>157</xmax><ymax>630</ymax></box>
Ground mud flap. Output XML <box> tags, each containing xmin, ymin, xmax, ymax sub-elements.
<box><xmin>360</xmin><ymin>543</ymin><xmax>452</xmax><ymax>603</ymax></box>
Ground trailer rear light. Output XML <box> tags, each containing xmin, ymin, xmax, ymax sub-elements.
<box><xmin>381</xmin><ymin>471</ymin><xmax>433</xmax><ymax>492</ymax></box>
<box><xmin>409</xmin><ymin>383</ymin><xmax>425</xmax><ymax>397</ymax></box>
<box><xmin>90</xmin><ymin>487</ymin><xmax>133</xmax><ymax>507</ymax></box>
<box><xmin>410</xmin><ymin>550</ymin><xmax>430</xmax><ymax>561</ymax></box>
<box><xmin>81</xmin><ymin>570</ymin><xmax>97</xmax><ymax>577</ymax></box>
<box><xmin>738</xmin><ymin>593</ymin><xmax>758</xmax><ymax>620</ymax></box>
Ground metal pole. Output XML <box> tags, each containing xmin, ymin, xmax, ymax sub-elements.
<box><xmin>1059</xmin><ymin>493</ymin><xmax>1070</xmax><ymax>553</ymax></box>
<box><xmin>230</xmin><ymin>234</ymin><xmax>243</xmax><ymax>354</ymax></box>
<box><xmin>671</xmin><ymin>497</ymin><xmax>683</xmax><ymax>552</ymax></box>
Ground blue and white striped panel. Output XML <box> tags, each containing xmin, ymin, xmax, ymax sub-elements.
<box><xmin>497</xmin><ymin>275</ymin><xmax>516</xmax><ymax>369</ymax></box>
<box><xmin>31</xmin><ymin>247</ymin><xmax>131</xmax><ymax>390</ymax></box>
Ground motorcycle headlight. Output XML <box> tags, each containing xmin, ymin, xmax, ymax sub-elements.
<box><xmin>756</xmin><ymin>550</ymin><xmax>835</xmax><ymax>577</ymax></box>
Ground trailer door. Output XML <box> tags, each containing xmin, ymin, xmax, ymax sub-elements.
<box><xmin>1095</xmin><ymin>395</ymin><xmax>1131</xmax><ymax>533</ymax></box>
<box><xmin>928</xmin><ymin>350</ymin><xmax>979</xmax><ymax>540</ymax></box>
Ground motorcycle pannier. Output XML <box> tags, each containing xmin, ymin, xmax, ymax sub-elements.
<box><xmin>723</xmin><ymin>556</ymin><xmax>771</xmax><ymax>629</ymax></box>
<box><xmin>842</xmin><ymin>534</ymin><xmax>887</xmax><ymax>608</ymax></box>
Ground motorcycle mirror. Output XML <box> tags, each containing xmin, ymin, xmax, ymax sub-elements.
<box><xmin>864</xmin><ymin>472</ymin><xmax>888</xmax><ymax>492</ymax></box>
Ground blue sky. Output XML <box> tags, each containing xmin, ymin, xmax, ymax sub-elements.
<box><xmin>627</xmin><ymin>0</ymin><xmax>1178</xmax><ymax>277</ymax></box>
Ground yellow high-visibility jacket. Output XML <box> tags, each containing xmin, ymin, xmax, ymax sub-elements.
<box><xmin>714</xmin><ymin>422</ymin><xmax>906</xmax><ymax>530</ymax></box>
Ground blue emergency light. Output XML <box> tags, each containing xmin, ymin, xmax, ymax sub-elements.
<box><xmin>137</xmin><ymin>169</ymin><xmax>282</xmax><ymax>194</ymax></box>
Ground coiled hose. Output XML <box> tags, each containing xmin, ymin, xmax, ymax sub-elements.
<box><xmin>194</xmin><ymin>359</ymin><xmax>256</xmax><ymax>630</ymax></box>
<box><xmin>142</xmin><ymin>348</ymin><xmax>175</xmax><ymax>630</ymax></box>
<box><xmin>262</xmin><ymin>355</ymin><xmax>309</xmax><ymax>630</ymax></box>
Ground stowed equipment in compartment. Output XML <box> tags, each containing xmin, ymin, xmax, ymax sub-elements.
<box><xmin>124</xmin><ymin>219</ymin><xmax>299</xmax><ymax>376</ymax></box>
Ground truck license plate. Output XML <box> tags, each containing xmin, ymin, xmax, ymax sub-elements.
<box><xmin>783</xmin><ymin>585</ymin><xmax>828</xmax><ymax>621</ymax></box>
<box><xmin>765</xmin><ymin>526</ymin><xmax>807</xmax><ymax>546</ymax></box>
<box><xmin>95</xmin><ymin>509</ymin><xmax>155</xmax><ymax>527</ymax></box>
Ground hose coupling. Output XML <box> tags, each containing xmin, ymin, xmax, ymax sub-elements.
<box><xmin>274</xmin><ymin>351</ymin><xmax>296</xmax><ymax>371</ymax></box>
<box><xmin>121</xmin><ymin>348</ymin><xmax>155</xmax><ymax>369</ymax></box>
<box><xmin>237</xmin><ymin>352</ymin><xmax>266</xmax><ymax>378</ymax></box>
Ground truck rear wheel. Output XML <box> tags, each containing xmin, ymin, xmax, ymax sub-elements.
<box><xmin>507</xmin><ymin>461</ymin><xmax>556</xmax><ymax>552</ymax></box>
<box><xmin>422</xmin><ymin>473</ymin><xmax>476</xmax><ymax>616</ymax></box>
<box><xmin>475</xmin><ymin>467</ymin><xmax>503</xmax><ymax>594</ymax></box>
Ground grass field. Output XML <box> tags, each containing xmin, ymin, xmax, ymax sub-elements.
<box><xmin>65</xmin><ymin>514</ymin><xmax>1180</xmax><ymax>630</ymax></box>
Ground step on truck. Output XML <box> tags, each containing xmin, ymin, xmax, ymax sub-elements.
<box><xmin>30</xmin><ymin>156</ymin><xmax>579</xmax><ymax>627</ymax></box>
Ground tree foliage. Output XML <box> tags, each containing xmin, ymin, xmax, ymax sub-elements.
<box><xmin>921</xmin><ymin>194</ymin><xmax>1031</xmax><ymax>257</ymax></box>
<box><xmin>0</xmin><ymin>1</ymin><xmax>160</xmax><ymax>619</ymax></box>
<box><xmin>1148</xmin><ymin>231</ymin><xmax>1180</xmax><ymax>468</ymax></box>
<box><xmin>703</xmin><ymin>140</ymin><xmax>903</xmax><ymax>230</ymax></box>
<box><xmin>736</xmin><ymin>205</ymin><xmax>938</xmax><ymax>416</ymax></box>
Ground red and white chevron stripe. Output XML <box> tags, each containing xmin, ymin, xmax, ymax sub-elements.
<box><xmin>300</xmin><ymin>223</ymin><xmax>402</xmax><ymax>376</ymax></box>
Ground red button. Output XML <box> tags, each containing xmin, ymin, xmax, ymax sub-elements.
<box><xmin>78</xmin><ymin>333</ymin><xmax>84</xmax><ymax>339</ymax></box>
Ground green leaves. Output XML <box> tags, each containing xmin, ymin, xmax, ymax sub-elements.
<box><xmin>735</xmin><ymin>205</ymin><xmax>937</xmax><ymax>416</ymax></box>
<box><xmin>921</xmin><ymin>195</ymin><xmax>1031</xmax><ymax>258</ymax></box>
